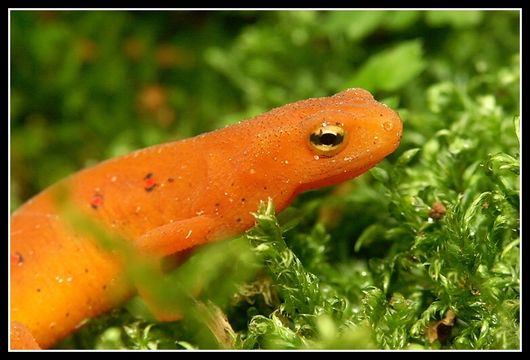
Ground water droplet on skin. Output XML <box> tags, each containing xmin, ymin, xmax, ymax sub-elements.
<box><xmin>49</xmin><ymin>322</ymin><xmax>56</xmax><ymax>329</ymax></box>
<box><xmin>56</xmin><ymin>276</ymin><xmax>64</xmax><ymax>284</ymax></box>
<box><xmin>314</xmin><ymin>155</ymin><xmax>320</xmax><ymax>160</ymax></box>
<box><xmin>66</xmin><ymin>276</ymin><xmax>73</xmax><ymax>283</ymax></box>
<box><xmin>250</xmin><ymin>168</ymin><xmax>256</xmax><ymax>174</ymax></box>
<box><xmin>111</xmin><ymin>176</ymin><xmax>117</xmax><ymax>182</ymax></box>
<box><xmin>383</xmin><ymin>121</ymin><xmax>394</xmax><ymax>131</ymax></box>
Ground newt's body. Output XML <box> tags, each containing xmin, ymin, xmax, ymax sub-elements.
<box><xmin>10</xmin><ymin>89</ymin><xmax>402</xmax><ymax>349</ymax></box>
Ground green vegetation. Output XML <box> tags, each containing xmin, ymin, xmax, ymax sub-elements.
<box><xmin>10</xmin><ymin>10</ymin><xmax>519</xmax><ymax>349</ymax></box>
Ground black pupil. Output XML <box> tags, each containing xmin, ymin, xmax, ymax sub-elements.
<box><xmin>320</xmin><ymin>133</ymin><xmax>338</xmax><ymax>145</ymax></box>
<box><xmin>311</xmin><ymin>131</ymin><xmax>343</xmax><ymax>146</ymax></box>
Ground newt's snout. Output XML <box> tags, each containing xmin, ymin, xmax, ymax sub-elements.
<box><xmin>376</xmin><ymin>106</ymin><xmax>403</xmax><ymax>157</ymax></box>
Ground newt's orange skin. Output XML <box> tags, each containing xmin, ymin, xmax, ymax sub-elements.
<box><xmin>10</xmin><ymin>89</ymin><xmax>402</xmax><ymax>349</ymax></box>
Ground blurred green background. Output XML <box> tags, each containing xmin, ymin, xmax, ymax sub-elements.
<box><xmin>10</xmin><ymin>10</ymin><xmax>519</xmax><ymax>210</ymax></box>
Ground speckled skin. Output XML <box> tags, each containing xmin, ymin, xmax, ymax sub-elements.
<box><xmin>10</xmin><ymin>88</ymin><xmax>402</xmax><ymax>349</ymax></box>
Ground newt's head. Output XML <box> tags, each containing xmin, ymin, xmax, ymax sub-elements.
<box><xmin>292</xmin><ymin>88</ymin><xmax>403</xmax><ymax>192</ymax></box>
<box><xmin>240</xmin><ymin>88</ymin><xmax>402</xmax><ymax>196</ymax></box>
<box><xmin>231</xmin><ymin>88</ymin><xmax>402</xmax><ymax>209</ymax></box>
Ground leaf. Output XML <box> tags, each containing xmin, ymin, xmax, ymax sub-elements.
<box><xmin>383</xmin><ymin>11</ymin><xmax>421</xmax><ymax>30</ymax></box>
<box><xmin>321</xmin><ymin>11</ymin><xmax>384</xmax><ymax>40</ymax></box>
<box><xmin>396</xmin><ymin>148</ymin><xmax>420</xmax><ymax>167</ymax></box>
<box><xmin>513</xmin><ymin>116</ymin><xmax>520</xmax><ymax>146</ymax></box>
<box><xmin>425</xmin><ymin>10</ymin><xmax>483</xmax><ymax>28</ymax></box>
<box><xmin>355</xmin><ymin>224</ymin><xmax>385</xmax><ymax>253</ymax></box>
<box><xmin>370</xmin><ymin>167</ymin><xmax>389</xmax><ymax>184</ymax></box>
<box><xmin>448</xmin><ymin>137</ymin><xmax>477</xmax><ymax>155</ymax></box>
<box><xmin>345</xmin><ymin>40</ymin><xmax>425</xmax><ymax>92</ymax></box>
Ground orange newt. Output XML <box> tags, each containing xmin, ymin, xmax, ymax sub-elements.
<box><xmin>10</xmin><ymin>88</ymin><xmax>403</xmax><ymax>349</ymax></box>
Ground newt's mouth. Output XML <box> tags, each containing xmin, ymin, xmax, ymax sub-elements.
<box><xmin>295</xmin><ymin>151</ymin><xmax>391</xmax><ymax>194</ymax></box>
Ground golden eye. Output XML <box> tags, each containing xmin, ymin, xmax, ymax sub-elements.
<box><xmin>309</xmin><ymin>123</ymin><xmax>347</xmax><ymax>157</ymax></box>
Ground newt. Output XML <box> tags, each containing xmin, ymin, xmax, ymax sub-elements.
<box><xmin>10</xmin><ymin>88</ymin><xmax>403</xmax><ymax>349</ymax></box>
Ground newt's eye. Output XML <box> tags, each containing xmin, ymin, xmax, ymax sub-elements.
<box><xmin>309</xmin><ymin>123</ymin><xmax>347</xmax><ymax>156</ymax></box>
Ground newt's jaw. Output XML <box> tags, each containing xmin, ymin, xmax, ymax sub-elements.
<box><xmin>294</xmin><ymin>157</ymin><xmax>383</xmax><ymax>194</ymax></box>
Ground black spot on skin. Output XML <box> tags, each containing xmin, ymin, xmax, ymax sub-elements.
<box><xmin>85</xmin><ymin>268</ymin><xmax>89</xmax><ymax>273</ymax></box>
<box><xmin>263</xmin><ymin>186</ymin><xmax>268</xmax><ymax>190</ymax></box>
<box><xmin>14</xmin><ymin>252</ymin><xmax>24</xmax><ymax>265</ymax></box>
<box><xmin>65</xmin><ymin>312</ymin><xmax>70</xmax><ymax>318</ymax></box>
<box><xmin>144</xmin><ymin>173</ymin><xmax>157</xmax><ymax>192</ymax></box>
<box><xmin>241</xmin><ymin>198</ymin><xmax>246</xmax><ymax>202</ymax></box>
<box><xmin>380</xmin><ymin>113</ymin><xmax>383</xmax><ymax>117</ymax></box>
<box><xmin>145</xmin><ymin>184</ymin><xmax>156</xmax><ymax>192</ymax></box>
<box><xmin>90</xmin><ymin>193</ymin><xmax>104</xmax><ymax>209</ymax></box>
<box><xmin>36</xmin><ymin>288</ymin><xmax>41</xmax><ymax>293</ymax></box>
<box><xmin>215</xmin><ymin>202</ymin><xmax>220</xmax><ymax>207</ymax></box>
<box><xmin>102</xmin><ymin>285</ymin><xmax>107</xmax><ymax>290</ymax></box>
<box><xmin>236</xmin><ymin>218</ymin><xmax>242</xmax><ymax>223</ymax></box>
<box><xmin>167</xmin><ymin>177</ymin><xmax>174</xmax><ymax>183</ymax></box>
